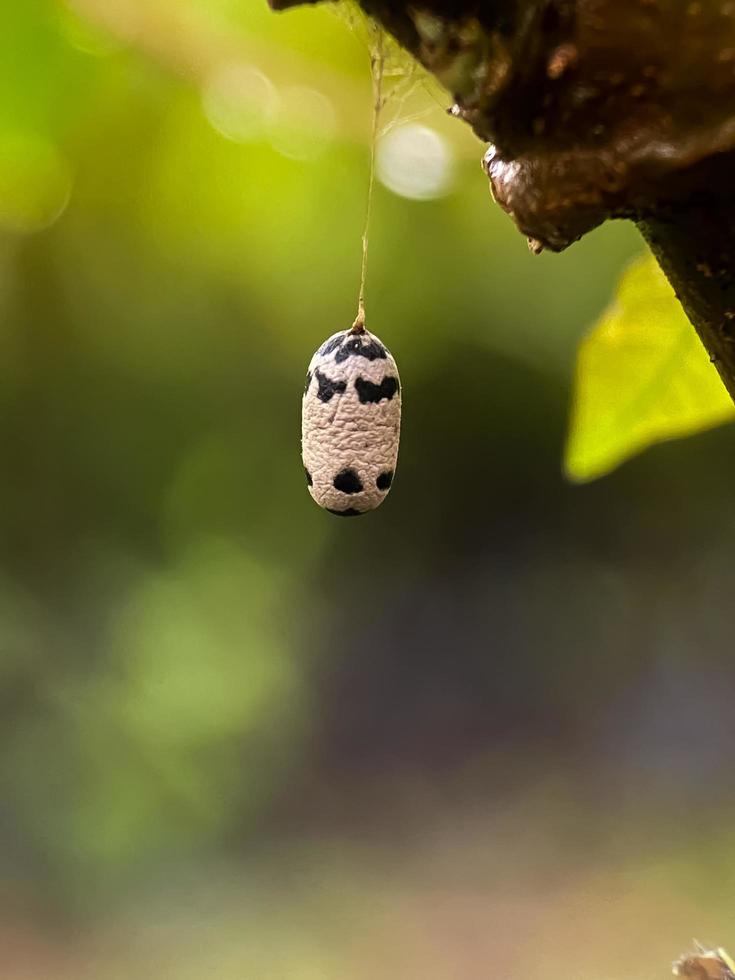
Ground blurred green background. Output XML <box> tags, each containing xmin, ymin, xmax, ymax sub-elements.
<box><xmin>3</xmin><ymin>1</ymin><xmax>735</xmax><ymax>977</ymax></box>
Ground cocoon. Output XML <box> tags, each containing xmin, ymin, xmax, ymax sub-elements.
<box><xmin>302</xmin><ymin>328</ymin><xmax>401</xmax><ymax>516</ymax></box>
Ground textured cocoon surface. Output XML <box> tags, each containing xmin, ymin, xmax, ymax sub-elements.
<box><xmin>302</xmin><ymin>328</ymin><xmax>401</xmax><ymax>517</ymax></box>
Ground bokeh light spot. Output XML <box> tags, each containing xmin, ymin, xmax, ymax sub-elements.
<box><xmin>271</xmin><ymin>86</ymin><xmax>337</xmax><ymax>161</ymax></box>
<box><xmin>202</xmin><ymin>63</ymin><xmax>279</xmax><ymax>143</ymax></box>
<box><xmin>58</xmin><ymin>3</ymin><xmax>124</xmax><ymax>57</ymax></box>
<box><xmin>0</xmin><ymin>134</ymin><xmax>72</xmax><ymax>234</ymax></box>
<box><xmin>376</xmin><ymin>123</ymin><xmax>455</xmax><ymax>201</ymax></box>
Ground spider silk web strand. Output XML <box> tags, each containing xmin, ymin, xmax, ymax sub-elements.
<box><xmin>352</xmin><ymin>27</ymin><xmax>385</xmax><ymax>334</ymax></box>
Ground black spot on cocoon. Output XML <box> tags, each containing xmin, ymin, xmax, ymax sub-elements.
<box><xmin>376</xmin><ymin>470</ymin><xmax>393</xmax><ymax>491</ymax></box>
<box><xmin>303</xmin><ymin>370</ymin><xmax>312</xmax><ymax>395</ymax></box>
<box><xmin>333</xmin><ymin>468</ymin><xmax>364</xmax><ymax>494</ymax></box>
<box><xmin>319</xmin><ymin>335</ymin><xmax>345</xmax><ymax>357</ymax></box>
<box><xmin>335</xmin><ymin>336</ymin><xmax>387</xmax><ymax>364</ymax></box>
<box><xmin>305</xmin><ymin>468</ymin><xmax>313</xmax><ymax>486</ymax></box>
<box><xmin>327</xmin><ymin>507</ymin><xmax>363</xmax><ymax>517</ymax></box>
<box><xmin>315</xmin><ymin>368</ymin><xmax>347</xmax><ymax>403</ymax></box>
<box><xmin>354</xmin><ymin>376</ymin><xmax>400</xmax><ymax>404</ymax></box>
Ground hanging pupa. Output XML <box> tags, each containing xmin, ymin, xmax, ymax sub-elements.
<box><xmin>300</xmin><ymin>25</ymin><xmax>401</xmax><ymax>517</ymax></box>
<box><xmin>302</xmin><ymin>327</ymin><xmax>401</xmax><ymax>517</ymax></box>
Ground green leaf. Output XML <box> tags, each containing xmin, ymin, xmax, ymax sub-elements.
<box><xmin>564</xmin><ymin>255</ymin><xmax>735</xmax><ymax>483</ymax></box>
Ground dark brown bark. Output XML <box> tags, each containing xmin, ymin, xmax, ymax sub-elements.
<box><xmin>269</xmin><ymin>0</ymin><xmax>735</xmax><ymax>401</ymax></box>
<box><xmin>641</xmin><ymin>192</ymin><xmax>735</xmax><ymax>403</ymax></box>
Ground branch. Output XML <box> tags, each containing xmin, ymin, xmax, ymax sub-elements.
<box><xmin>269</xmin><ymin>0</ymin><xmax>735</xmax><ymax>402</ymax></box>
<box><xmin>640</xmin><ymin>157</ymin><xmax>735</xmax><ymax>402</ymax></box>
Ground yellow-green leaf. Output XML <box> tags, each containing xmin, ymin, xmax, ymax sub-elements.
<box><xmin>564</xmin><ymin>255</ymin><xmax>735</xmax><ymax>483</ymax></box>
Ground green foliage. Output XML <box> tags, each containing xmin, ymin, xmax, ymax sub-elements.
<box><xmin>565</xmin><ymin>255</ymin><xmax>735</xmax><ymax>483</ymax></box>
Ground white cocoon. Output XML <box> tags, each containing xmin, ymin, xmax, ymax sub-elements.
<box><xmin>302</xmin><ymin>328</ymin><xmax>401</xmax><ymax>517</ymax></box>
